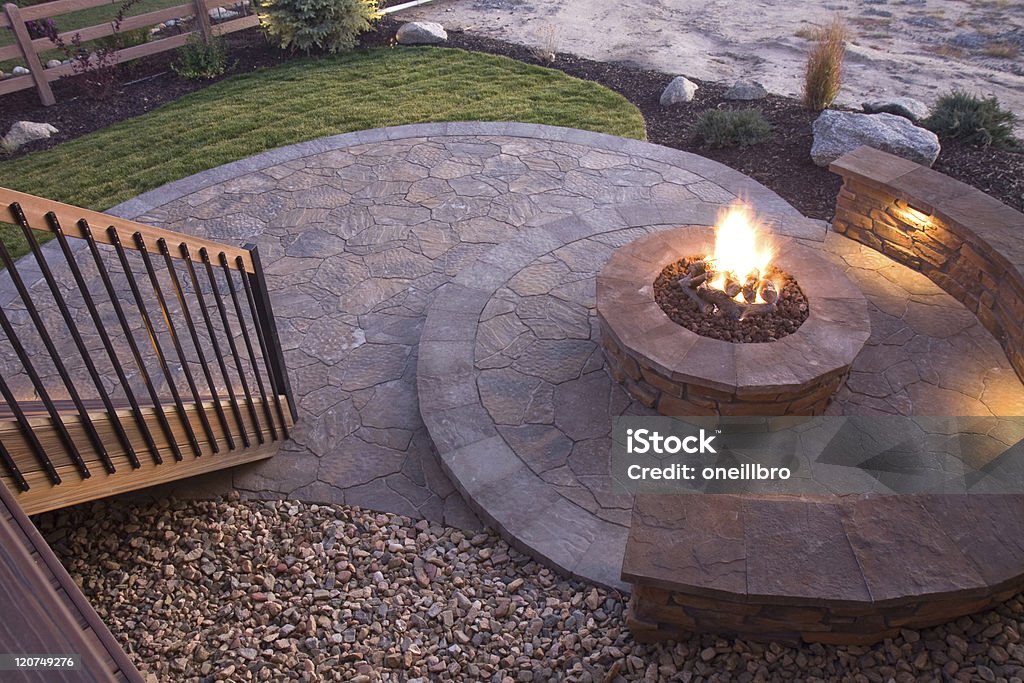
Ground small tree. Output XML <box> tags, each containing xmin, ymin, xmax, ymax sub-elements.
<box><xmin>257</xmin><ymin>0</ymin><xmax>380</xmax><ymax>54</ymax></box>
<box><xmin>802</xmin><ymin>17</ymin><xmax>847</xmax><ymax>111</ymax></box>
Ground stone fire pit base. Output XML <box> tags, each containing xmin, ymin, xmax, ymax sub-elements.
<box><xmin>597</xmin><ymin>226</ymin><xmax>870</xmax><ymax>416</ymax></box>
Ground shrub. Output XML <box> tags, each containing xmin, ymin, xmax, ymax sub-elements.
<box><xmin>257</xmin><ymin>0</ymin><xmax>380</xmax><ymax>54</ymax></box>
<box><xmin>99</xmin><ymin>27</ymin><xmax>150</xmax><ymax>51</ymax></box>
<box><xmin>923</xmin><ymin>89</ymin><xmax>1019</xmax><ymax>148</ymax></box>
<box><xmin>696</xmin><ymin>108</ymin><xmax>772</xmax><ymax>148</ymax></box>
<box><xmin>802</xmin><ymin>17</ymin><xmax>847</xmax><ymax>110</ymax></box>
<box><xmin>172</xmin><ymin>35</ymin><xmax>231</xmax><ymax>80</ymax></box>
<box><xmin>45</xmin><ymin>0</ymin><xmax>140</xmax><ymax>100</ymax></box>
<box><xmin>25</xmin><ymin>18</ymin><xmax>58</xmax><ymax>40</ymax></box>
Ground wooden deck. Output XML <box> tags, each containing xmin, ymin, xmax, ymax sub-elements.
<box><xmin>0</xmin><ymin>481</ymin><xmax>144</xmax><ymax>682</ymax></box>
<box><xmin>1</xmin><ymin>396</ymin><xmax>290</xmax><ymax>515</ymax></box>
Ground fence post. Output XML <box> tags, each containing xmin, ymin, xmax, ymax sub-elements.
<box><xmin>192</xmin><ymin>0</ymin><xmax>213</xmax><ymax>43</ymax></box>
<box><xmin>3</xmin><ymin>3</ymin><xmax>55</xmax><ymax>106</ymax></box>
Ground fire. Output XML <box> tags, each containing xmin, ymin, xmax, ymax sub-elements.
<box><xmin>707</xmin><ymin>203</ymin><xmax>776</xmax><ymax>303</ymax></box>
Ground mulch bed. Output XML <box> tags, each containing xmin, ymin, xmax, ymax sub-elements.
<box><xmin>654</xmin><ymin>257</ymin><xmax>809</xmax><ymax>343</ymax></box>
<box><xmin>2</xmin><ymin>15</ymin><xmax>1022</xmax><ymax>220</ymax></box>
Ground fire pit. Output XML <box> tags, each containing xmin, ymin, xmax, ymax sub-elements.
<box><xmin>597</xmin><ymin>206</ymin><xmax>870</xmax><ymax>416</ymax></box>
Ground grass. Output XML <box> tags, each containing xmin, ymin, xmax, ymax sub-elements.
<box><xmin>0</xmin><ymin>46</ymin><xmax>646</xmax><ymax>258</ymax></box>
<box><xmin>984</xmin><ymin>42</ymin><xmax>1021</xmax><ymax>59</ymax></box>
<box><xmin>802</xmin><ymin>17</ymin><xmax>847</xmax><ymax>111</ymax></box>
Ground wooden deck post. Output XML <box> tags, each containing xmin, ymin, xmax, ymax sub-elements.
<box><xmin>192</xmin><ymin>0</ymin><xmax>213</xmax><ymax>42</ymax></box>
<box><xmin>3</xmin><ymin>2</ymin><xmax>55</xmax><ymax>106</ymax></box>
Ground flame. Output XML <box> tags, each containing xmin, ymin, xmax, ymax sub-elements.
<box><xmin>706</xmin><ymin>203</ymin><xmax>776</xmax><ymax>302</ymax></box>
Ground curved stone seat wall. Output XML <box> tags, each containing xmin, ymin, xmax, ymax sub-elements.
<box><xmin>830</xmin><ymin>146</ymin><xmax>1024</xmax><ymax>382</ymax></box>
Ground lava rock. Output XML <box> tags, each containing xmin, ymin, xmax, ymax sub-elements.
<box><xmin>724</xmin><ymin>79</ymin><xmax>767</xmax><ymax>100</ymax></box>
<box><xmin>659</xmin><ymin>76</ymin><xmax>698</xmax><ymax>106</ymax></box>
<box><xmin>811</xmin><ymin>110</ymin><xmax>940</xmax><ymax>167</ymax></box>
<box><xmin>862</xmin><ymin>97</ymin><xmax>930</xmax><ymax>122</ymax></box>
<box><xmin>396</xmin><ymin>21</ymin><xmax>448</xmax><ymax>45</ymax></box>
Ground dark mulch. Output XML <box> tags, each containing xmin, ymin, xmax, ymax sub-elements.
<box><xmin>655</xmin><ymin>257</ymin><xmax>809</xmax><ymax>343</ymax></box>
<box><xmin>3</xmin><ymin>16</ymin><xmax>1022</xmax><ymax>220</ymax></box>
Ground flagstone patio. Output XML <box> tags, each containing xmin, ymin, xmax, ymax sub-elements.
<box><xmin>95</xmin><ymin>123</ymin><xmax>1024</xmax><ymax>588</ymax></box>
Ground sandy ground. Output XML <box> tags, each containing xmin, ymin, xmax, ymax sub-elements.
<box><xmin>400</xmin><ymin>0</ymin><xmax>1024</xmax><ymax>130</ymax></box>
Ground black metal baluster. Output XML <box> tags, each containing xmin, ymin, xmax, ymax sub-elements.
<box><xmin>200</xmin><ymin>248</ymin><xmax>264</xmax><ymax>445</ymax></box>
<box><xmin>0</xmin><ymin>306</ymin><xmax>86</xmax><ymax>480</ymax></box>
<box><xmin>10</xmin><ymin>203</ymin><xmax>135</xmax><ymax>471</ymax></box>
<box><xmin>48</xmin><ymin>215</ymin><xmax>160</xmax><ymax>467</ymax></box>
<box><xmin>219</xmin><ymin>252</ymin><xmax>277</xmax><ymax>441</ymax></box>
<box><xmin>238</xmin><ymin>248</ymin><xmax>293</xmax><ymax>435</ymax></box>
<box><xmin>134</xmin><ymin>233</ymin><xmax>218</xmax><ymax>453</ymax></box>
<box><xmin>159</xmin><ymin>239</ymin><xmax>235</xmax><ymax>451</ymax></box>
<box><xmin>106</xmin><ymin>227</ymin><xmax>201</xmax><ymax>458</ymax></box>
<box><xmin>0</xmin><ymin>433</ymin><xmax>28</xmax><ymax>491</ymax></box>
<box><xmin>180</xmin><ymin>245</ymin><xmax>249</xmax><ymax>448</ymax></box>
<box><xmin>0</xmin><ymin>369</ymin><xmax>50</xmax><ymax>487</ymax></box>
<box><xmin>0</xmin><ymin>239</ymin><xmax>102</xmax><ymax>477</ymax></box>
<box><xmin>79</xmin><ymin>218</ymin><xmax>175</xmax><ymax>464</ymax></box>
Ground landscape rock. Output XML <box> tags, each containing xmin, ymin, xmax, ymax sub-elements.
<box><xmin>12</xmin><ymin>66</ymin><xmax>29</xmax><ymax>76</ymax></box>
<box><xmin>208</xmin><ymin>7</ymin><xmax>239</xmax><ymax>20</ymax></box>
<box><xmin>46</xmin><ymin>59</ymin><xmax>62</xmax><ymax>69</ymax></box>
<box><xmin>724</xmin><ymin>79</ymin><xmax>767</xmax><ymax>100</ymax></box>
<box><xmin>811</xmin><ymin>110</ymin><xmax>940</xmax><ymax>167</ymax></box>
<box><xmin>3</xmin><ymin>121</ymin><xmax>59</xmax><ymax>149</ymax></box>
<box><xmin>862</xmin><ymin>97</ymin><xmax>931</xmax><ymax>122</ymax></box>
<box><xmin>659</xmin><ymin>76</ymin><xmax>698</xmax><ymax>106</ymax></box>
<box><xmin>396</xmin><ymin>21</ymin><xmax>448</xmax><ymax>45</ymax></box>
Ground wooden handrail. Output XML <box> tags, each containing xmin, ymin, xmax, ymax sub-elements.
<box><xmin>0</xmin><ymin>187</ymin><xmax>256</xmax><ymax>272</ymax></box>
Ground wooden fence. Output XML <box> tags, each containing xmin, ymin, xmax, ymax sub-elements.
<box><xmin>0</xmin><ymin>0</ymin><xmax>259</xmax><ymax>106</ymax></box>
<box><xmin>1</xmin><ymin>0</ymin><xmax>434</xmax><ymax>107</ymax></box>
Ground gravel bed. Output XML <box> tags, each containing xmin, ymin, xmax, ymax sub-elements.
<box><xmin>36</xmin><ymin>495</ymin><xmax>1024</xmax><ymax>683</ymax></box>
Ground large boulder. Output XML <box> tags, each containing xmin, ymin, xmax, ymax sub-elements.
<box><xmin>660</xmin><ymin>76</ymin><xmax>698</xmax><ymax>106</ymax></box>
<box><xmin>811</xmin><ymin>110</ymin><xmax>940</xmax><ymax>167</ymax></box>
<box><xmin>3</xmin><ymin>121</ymin><xmax>58</xmax><ymax>149</ymax></box>
<box><xmin>862</xmin><ymin>97</ymin><xmax>930</xmax><ymax>122</ymax></box>
<box><xmin>396</xmin><ymin>21</ymin><xmax>448</xmax><ymax>45</ymax></box>
<box><xmin>724</xmin><ymin>80</ymin><xmax>767</xmax><ymax>100</ymax></box>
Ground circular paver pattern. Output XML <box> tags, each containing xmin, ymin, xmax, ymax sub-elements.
<box><xmin>417</xmin><ymin>175</ymin><xmax>1024</xmax><ymax>595</ymax></box>
<box><xmin>93</xmin><ymin>123</ymin><xmax>804</xmax><ymax>528</ymax></box>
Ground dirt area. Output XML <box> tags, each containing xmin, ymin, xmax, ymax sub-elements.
<box><xmin>402</xmin><ymin>0</ymin><xmax>1024</xmax><ymax>133</ymax></box>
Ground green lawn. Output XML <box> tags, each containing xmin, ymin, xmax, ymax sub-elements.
<box><xmin>0</xmin><ymin>46</ymin><xmax>646</xmax><ymax>258</ymax></box>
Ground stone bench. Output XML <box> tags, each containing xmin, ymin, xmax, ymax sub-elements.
<box><xmin>623</xmin><ymin>495</ymin><xmax>1024</xmax><ymax>646</ymax></box>
<box><xmin>830</xmin><ymin>145</ymin><xmax>1024</xmax><ymax>383</ymax></box>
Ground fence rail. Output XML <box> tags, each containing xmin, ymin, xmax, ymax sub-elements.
<box><xmin>1</xmin><ymin>0</ymin><xmax>431</xmax><ymax>106</ymax></box>
<box><xmin>0</xmin><ymin>187</ymin><xmax>295</xmax><ymax>513</ymax></box>
<box><xmin>1</xmin><ymin>0</ymin><xmax>258</xmax><ymax>105</ymax></box>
